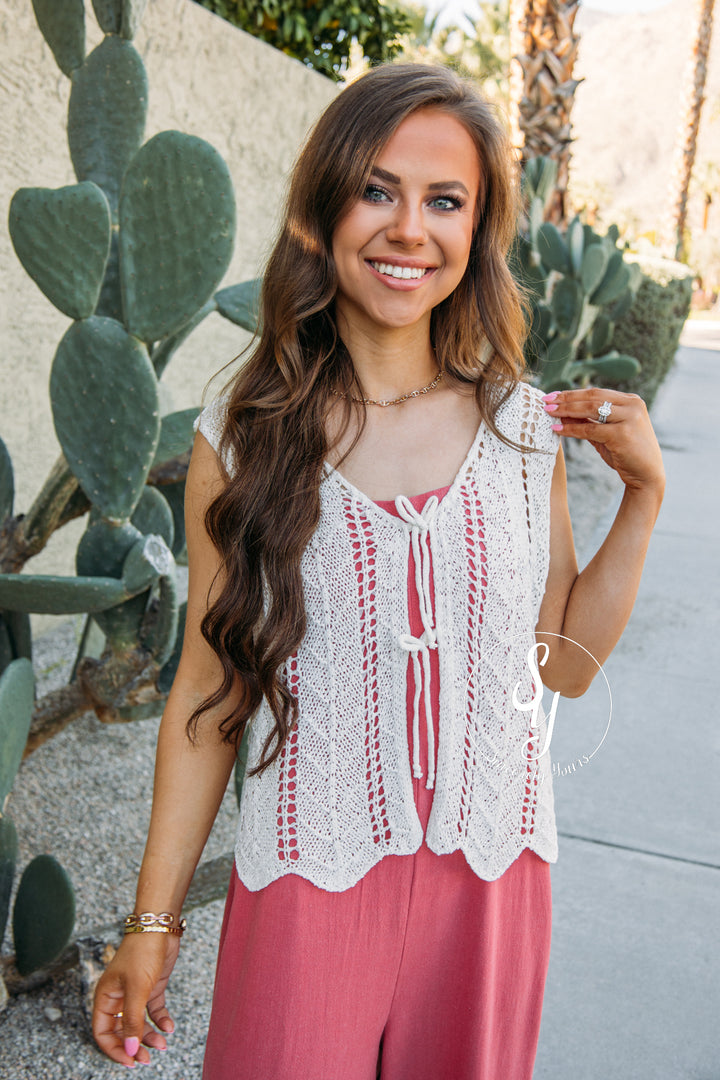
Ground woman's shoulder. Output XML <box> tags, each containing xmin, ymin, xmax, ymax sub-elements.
<box><xmin>494</xmin><ymin>379</ymin><xmax>558</xmax><ymax>453</ymax></box>
<box><xmin>193</xmin><ymin>392</ymin><xmax>230</xmax><ymax>454</ymax></box>
<box><xmin>193</xmin><ymin>391</ymin><xmax>239</xmax><ymax>475</ymax></box>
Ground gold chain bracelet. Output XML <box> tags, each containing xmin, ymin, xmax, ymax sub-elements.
<box><xmin>123</xmin><ymin>911</ymin><xmax>187</xmax><ymax>937</ymax></box>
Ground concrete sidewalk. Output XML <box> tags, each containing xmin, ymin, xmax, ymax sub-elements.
<box><xmin>534</xmin><ymin>323</ymin><xmax>719</xmax><ymax>1079</ymax></box>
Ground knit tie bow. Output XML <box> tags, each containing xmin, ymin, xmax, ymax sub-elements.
<box><xmin>395</xmin><ymin>494</ymin><xmax>439</xmax><ymax>791</ymax></box>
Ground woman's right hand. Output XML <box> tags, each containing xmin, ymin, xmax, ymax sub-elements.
<box><xmin>92</xmin><ymin>931</ymin><xmax>182</xmax><ymax>1068</ymax></box>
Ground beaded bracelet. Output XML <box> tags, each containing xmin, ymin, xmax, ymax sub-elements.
<box><xmin>124</xmin><ymin>911</ymin><xmax>187</xmax><ymax>937</ymax></box>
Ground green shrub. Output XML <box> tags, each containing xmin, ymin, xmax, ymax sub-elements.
<box><xmin>193</xmin><ymin>0</ymin><xmax>411</xmax><ymax>81</ymax></box>
<box><xmin>611</xmin><ymin>255</ymin><xmax>694</xmax><ymax>408</ymax></box>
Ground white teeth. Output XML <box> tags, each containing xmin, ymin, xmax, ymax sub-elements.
<box><xmin>370</xmin><ymin>261</ymin><xmax>429</xmax><ymax>280</ymax></box>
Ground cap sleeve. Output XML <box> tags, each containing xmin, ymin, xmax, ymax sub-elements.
<box><xmin>193</xmin><ymin>394</ymin><xmax>236</xmax><ymax>472</ymax></box>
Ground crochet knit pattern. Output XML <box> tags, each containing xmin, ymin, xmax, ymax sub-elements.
<box><xmin>194</xmin><ymin>381</ymin><xmax>561</xmax><ymax>889</ymax></box>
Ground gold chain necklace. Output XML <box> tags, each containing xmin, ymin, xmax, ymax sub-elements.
<box><xmin>332</xmin><ymin>369</ymin><xmax>444</xmax><ymax>408</ymax></box>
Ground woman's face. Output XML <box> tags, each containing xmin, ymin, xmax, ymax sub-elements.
<box><xmin>331</xmin><ymin>107</ymin><xmax>481</xmax><ymax>339</ymax></box>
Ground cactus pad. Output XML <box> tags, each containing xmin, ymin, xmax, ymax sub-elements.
<box><xmin>567</xmin><ymin>217</ymin><xmax>585</xmax><ymax>277</ymax></box>
<box><xmin>141</xmin><ymin>572</ymin><xmax>178</xmax><ymax>667</ymax></box>
<box><xmin>122</xmin><ymin>535</ymin><xmax>173</xmax><ymax>594</ymax></box>
<box><xmin>0</xmin><ymin>658</ymin><xmax>35</xmax><ymax>806</ymax></box>
<box><xmin>13</xmin><ymin>854</ymin><xmax>75</xmax><ymax>976</ymax></box>
<box><xmin>551</xmin><ymin>277</ymin><xmax>583</xmax><ymax>338</ymax></box>
<box><xmin>31</xmin><ymin>0</ymin><xmax>85</xmax><ymax>76</ymax></box>
<box><xmin>91</xmin><ymin>0</ymin><xmax>148</xmax><ymax>38</ymax></box>
<box><xmin>580</xmin><ymin>244</ymin><xmax>609</xmax><ymax>296</ymax></box>
<box><xmin>546</xmin><ymin>336</ymin><xmax>574</xmax><ymax>370</ymax></box>
<box><xmin>580</xmin><ymin>353</ymin><xmax>641</xmax><ymax>381</ymax></box>
<box><xmin>0</xmin><ymin>814</ymin><xmax>18</xmax><ymax>947</ymax></box>
<box><xmin>590</xmin><ymin>314</ymin><xmax>614</xmax><ymax>356</ymax></box>
<box><xmin>9</xmin><ymin>183</ymin><xmax>111</xmax><ymax>320</ymax></box>
<box><xmin>132</xmin><ymin>487</ymin><xmax>175</xmax><ymax>547</ymax></box>
<box><xmin>50</xmin><ymin>317</ymin><xmax>160</xmax><ymax>521</ymax></box>
<box><xmin>120</xmin><ymin>131</ymin><xmax>236</xmax><ymax>342</ymax></box>
<box><xmin>0</xmin><ymin>437</ymin><xmax>13</xmax><ymax>522</ymax></box>
<box><xmin>537</xmin><ymin>223</ymin><xmax>569</xmax><ymax>275</ymax></box>
<box><xmin>160</xmin><ymin>481</ymin><xmax>188</xmax><ymax>562</ymax></box>
<box><xmin>76</xmin><ymin>519</ymin><xmax>149</xmax><ymax>644</ymax></box>
<box><xmin>150</xmin><ymin>299</ymin><xmax>216</xmax><ymax>378</ymax></box>
<box><xmin>0</xmin><ymin>572</ymin><xmax>133</xmax><ymax>614</ymax></box>
<box><xmin>215</xmin><ymin>279</ymin><xmax>263</xmax><ymax>332</ymax></box>
<box><xmin>153</xmin><ymin>409</ymin><xmax>200</xmax><ymax>468</ymax></box>
<box><xmin>591</xmin><ymin>251</ymin><xmax>630</xmax><ymax>307</ymax></box>
<box><xmin>68</xmin><ymin>37</ymin><xmax>148</xmax><ymax>214</ymax></box>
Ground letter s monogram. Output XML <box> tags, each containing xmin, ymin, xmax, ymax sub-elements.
<box><xmin>512</xmin><ymin>642</ymin><xmax>561</xmax><ymax>759</ymax></box>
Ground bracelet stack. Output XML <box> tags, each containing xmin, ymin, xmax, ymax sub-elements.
<box><xmin>124</xmin><ymin>911</ymin><xmax>187</xmax><ymax>937</ymax></box>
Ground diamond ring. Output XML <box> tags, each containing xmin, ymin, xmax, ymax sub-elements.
<box><xmin>597</xmin><ymin>400</ymin><xmax>613</xmax><ymax>424</ymax></box>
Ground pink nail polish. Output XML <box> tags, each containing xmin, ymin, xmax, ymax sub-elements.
<box><xmin>125</xmin><ymin>1036</ymin><xmax>140</xmax><ymax>1057</ymax></box>
<box><xmin>551</xmin><ymin>423</ymin><xmax>563</xmax><ymax>431</ymax></box>
<box><xmin>543</xmin><ymin>403</ymin><xmax>558</xmax><ymax>411</ymax></box>
<box><xmin>542</xmin><ymin>392</ymin><xmax>559</xmax><ymax>401</ymax></box>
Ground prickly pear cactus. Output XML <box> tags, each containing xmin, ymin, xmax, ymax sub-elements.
<box><xmin>513</xmin><ymin>156</ymin><xmax>643</xmax><ymax>392</ymax></box>
<box><xmin>120</xmin><ymin>132</ymin><xmax>236</xmax><ymax>342</ymax></box>
<box><xmin>3</xmin><ymin>0</ymin><xmax>264</xmax><ymax>749</ymax></box>
<box><xmin>12</xmin><ymin>854</ymin><xmax>75</xmax><ymax>976</ymax></box>
<box><xmin>31</xmin><ymin>0</ymin><xmax>85</xmax><ymax>76</ymax></box>
<box><xmin>50</xmin><ymin>316</ymin><xmax>160</xmax><ymax>521</ymax></box>
<box><xmin>8</xmin><ymin>183</ymin><xmax>111</xmax><ymax>320</ymax></box>
<box><xmin>0</xmin><ymin>655</ymin><xmax>76</xmax><ymax>977</ymax></box>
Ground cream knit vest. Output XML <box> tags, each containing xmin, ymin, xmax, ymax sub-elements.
<box><xmin>194</xmin><ymin>380</ymin><xmax>561</xmax><ymax>890</ymax></box>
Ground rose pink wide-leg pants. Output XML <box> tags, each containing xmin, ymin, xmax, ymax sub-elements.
<box><xmin>202</xmin><ymin>488</ymin><xmax>552</xmax><ymax>1080</ymax></box>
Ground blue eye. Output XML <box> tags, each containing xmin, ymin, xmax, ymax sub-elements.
<box><xmin>363</xmin><ymin>184</ymin><xmax>390</xmax><ymax>203</ymax></box>
<box><xmin>431</xmin><ymin>195</ymin><xmax>464</xmax><ymax>211</ymax></box>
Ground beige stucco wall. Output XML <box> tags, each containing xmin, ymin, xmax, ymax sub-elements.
<box><xmin>0</xmin><ymin>0</ymin><xmax>337</xmax><ymax>625</ymax></box>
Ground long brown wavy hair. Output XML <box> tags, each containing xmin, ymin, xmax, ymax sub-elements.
<box><xmin>187</xmin><ymin>62</ymin><xmax>535</xmax><ymax>774</ymax></box>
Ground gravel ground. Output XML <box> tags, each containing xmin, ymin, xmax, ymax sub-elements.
<box><xmin>0</xmin><ymin>438</ymin><xmax>618</xmax><ymax>1080</ymax></box>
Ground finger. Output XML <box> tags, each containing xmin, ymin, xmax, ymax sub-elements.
<box><xmin>123</xmin><ymin>1000</ymin><xmax>154</xmax><ymax>1067</ymax></box>
<box><xmin>142</xmin><ymin>1026</ymin><xmax>170</xmax><ymax>1053</ymax></box>
<box><xmin>549</xmin><ymin>418</ymin><xmax>613</xmax><ymax>439</ymax></box>
<box><xmin>542</xmin><ymin>389</ymin><xmax>626</xmax><ymax>423</ymax></box>
<box><xmin>93</xmin><ymin>987</ymin><xmax>135</xmax><ymax>1065</ymax></box>
<box><xmin>148</xmin><ymin>998</ymin><xmax>175</xmax><ymax>1036</ymax></box>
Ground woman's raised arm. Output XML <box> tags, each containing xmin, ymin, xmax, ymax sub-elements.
<box><xmin>92</xmin><ymin>430</ymin><xmax>242</xmax><ymax>1069</ymax></box>
<box><xmin>534</xmin><ymin>387</ymin><xmax>665</xmax><ymax>697</ymax></box>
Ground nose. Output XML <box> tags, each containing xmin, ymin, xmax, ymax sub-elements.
<box><xmin>385</xmin><ymin>199</ymin><xmax>427</xmax><ymax>246</ymax></box>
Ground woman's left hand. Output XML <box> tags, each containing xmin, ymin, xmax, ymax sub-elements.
<box><xmin>542</xmin><ymin>387</ymin><xmax>666</xmax><ymax>495</ymax></box>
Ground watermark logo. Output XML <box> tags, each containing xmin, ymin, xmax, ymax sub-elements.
<box><xmin>469</xmin><ymin>632</ymin><xmax>612</xmax><ymax>781</ymax></box>
<box><xmin>513</xmin><ymin>642</ymin><xmax>560</xmax><ymax>760</ymax></box>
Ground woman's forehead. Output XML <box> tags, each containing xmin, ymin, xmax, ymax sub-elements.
<box><xmin>371</xmin><ymin>110</ymin><xmax>482</xmax><ymax>192</ymax></box>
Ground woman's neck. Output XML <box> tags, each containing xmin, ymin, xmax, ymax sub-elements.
<box><xmin>336</xmin><ymin>313</ymin><xmax>438</xmax><ymax>401</ymax></box>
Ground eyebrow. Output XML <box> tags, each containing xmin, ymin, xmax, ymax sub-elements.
<box><xmin>370</xmin><ymin>166</ymin><xmax>470</xmax><ymax>197</ymax></box>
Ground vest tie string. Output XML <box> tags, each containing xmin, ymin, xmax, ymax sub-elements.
<box><xmin>395</xmin><ymin>495</ymin><xmax>439</xmax><ymax>790</ymax></box>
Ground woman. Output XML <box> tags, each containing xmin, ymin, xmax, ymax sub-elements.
<box><xmin>92</xmin><ymin>63</ymin><xmax>665</xmax><ymax>1078</ymax></box>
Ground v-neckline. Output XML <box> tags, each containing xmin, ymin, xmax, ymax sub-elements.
<box><xmin>322</xmin><ymin>415</ymin><xmax>487</xmax><ymax>524</ymax></box>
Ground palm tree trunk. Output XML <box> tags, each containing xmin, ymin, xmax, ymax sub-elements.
<box><xmin>509</xmin><ymin>0</ymin><xmax>582</xmax><ymax>227</ymax></box>
<box><xmin>667</xmin><ymin>0</ymin><xmax>716</xmax><ymax>261</ymax></box>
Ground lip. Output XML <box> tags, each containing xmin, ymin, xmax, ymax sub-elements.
<box><xmin>365</xmin><ymin>258</ymin><xmax>438</xmax><ymax>290</ymax></box>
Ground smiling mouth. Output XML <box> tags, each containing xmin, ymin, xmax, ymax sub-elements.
<box><xmin>367</xmin><ymin>260</ymin><xmax>434</xmax><ymax>280</ymax></box>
